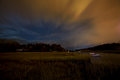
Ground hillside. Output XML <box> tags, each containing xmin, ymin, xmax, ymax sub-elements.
<box><xmin>77</xmin><ymin>43</ymin><xmax>120</xmax><ymax>53</ymax></box>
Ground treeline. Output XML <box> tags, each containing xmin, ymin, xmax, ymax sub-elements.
<box><xmin>0</xmin><ymin>39</ymin><xmax>65</xmax><ymax>52</ymax></box>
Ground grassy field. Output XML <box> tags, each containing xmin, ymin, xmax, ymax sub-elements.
<box><xmin>0</xmin><ymin>52</ymin><xmax>120</xmax><ymax>80</ymax></box>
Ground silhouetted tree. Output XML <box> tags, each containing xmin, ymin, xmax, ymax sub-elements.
<box><xmin>0</xmin><ymin>39</ymin><xmax>20</xmax><ymax>52</ymax></box>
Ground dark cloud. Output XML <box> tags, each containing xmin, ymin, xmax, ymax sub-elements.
<box><xmin>0</xmin><ymin>0</ymin><xmax>120</xmax><ymax>49</ymax></box>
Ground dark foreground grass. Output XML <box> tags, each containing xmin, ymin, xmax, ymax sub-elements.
<box><xmin>0</xmin><ymin>52</ymin><xmax>120</xmax><ymax>80</ymax></box>
<box><xmin>0</xmin><ymin>60</ymin><xmax>88</xmax><ymax>80</ymax></box>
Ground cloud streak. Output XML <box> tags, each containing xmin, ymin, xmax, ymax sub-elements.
<box><xmin>0</xmin><ymin>0</ymin><xmax>120</xmax><ymax>49</ymax></box>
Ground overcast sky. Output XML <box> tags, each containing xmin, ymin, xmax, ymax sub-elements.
<box><xmin>0</xmin><ymin>0</ymin><xmax>120</xmax><ymax>49</ymax></box>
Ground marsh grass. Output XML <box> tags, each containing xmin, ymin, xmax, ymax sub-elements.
<box><xmin>0</xmin><ymin>52</ymin><xmax>120</xmax><ymax>80</ymax></box>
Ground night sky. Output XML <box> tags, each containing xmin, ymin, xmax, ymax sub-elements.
<box><xmin>0</xmin><ymin>0</ymin><xmax>120</xmax><ymax>49</ymax></box>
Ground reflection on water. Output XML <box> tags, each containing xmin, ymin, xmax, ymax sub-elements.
<box><xmin>89</xmin><ymin>53</ymin><xmax>120</xmax><ymax>65</ymax></box>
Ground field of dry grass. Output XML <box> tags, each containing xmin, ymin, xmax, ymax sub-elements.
<box><xmin>0</xmin><ymin>52</ymin><xmax>120</xmax><ymax>80</ymax></box>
